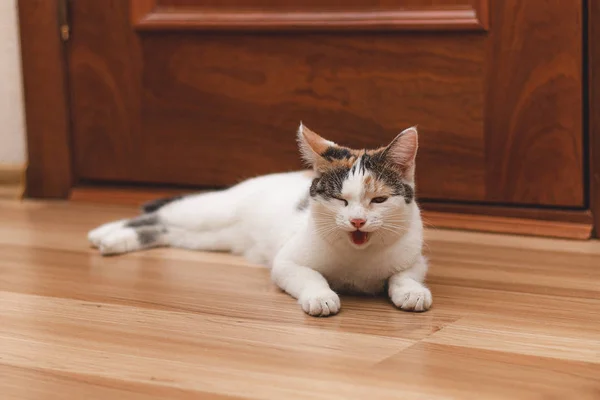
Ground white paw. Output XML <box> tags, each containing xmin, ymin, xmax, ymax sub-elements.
<box><xmin>299</xmin><ymin>289</ymin><xmax>341</xmax><ymax>317</ymax></box>
<box><xmin>389</xmin><ymin>281</ymin><xmax>432</xmax><ymax>312</ymax></box>
<box><xmin>88</xmin><ymin>220</ymin><xmax>127</xmax><ymax>248</ymax></box>
<box><xmin>98</xmin><ymin>228</ymin><xmax>139</xmax><ymax>256</ymax></box>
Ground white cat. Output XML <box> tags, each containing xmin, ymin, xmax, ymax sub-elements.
<box><xmin>88</xmin><ymin>124</ymin><xmax>432</xmax><ymax>317</ymax></box>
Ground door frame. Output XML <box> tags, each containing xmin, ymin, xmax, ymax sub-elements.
<box><xmin>588</xmin><ymin>0</ymin><xmax>600</xmax><ymax>238</ymax></box>
<box><xmin>16</xmin><ymin>0</ymin><xmax>600</xmax><ymax>238</ymax></box>
<box><xmin>18</xmin><ymin>0</ymin><xmax>72</xmax><ymax>198</ymax></box>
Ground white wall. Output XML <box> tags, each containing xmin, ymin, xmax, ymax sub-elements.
<box><xmin>0</xmin><ymin>0</ymin><xmax>26</xmax><ymax>165</ymax></box>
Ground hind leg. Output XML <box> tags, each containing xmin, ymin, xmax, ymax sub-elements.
<box><xmin>92</xmin><ymin>214</ymin><xmax>168</xmax><ymax>255</ymax></box>
<box><xmin>155</xmin><ymin>189</ymin><xmax>243</xmax><ymax>232</ymax></box>
<box><xmin>89</xmin><ymin>208</ymin><xmax>241</xmax><ymax>256</ymax></box>
<box><xmin>88</xmin><ymin>184</ymin><xmax>251</xmax><ymax>255</ymax></box>
<box><xmin>95</xmin><ymin>222</ymin><xmax>238</xmax><ymax>256</ymax></box>
<box><xmin>99</xmin><ymin>225</ymin><xmax>168</xmax><ymax>255</ymax></box>
<box><xmin>88</xmin><ymin>219</ymin><xmax>128</xmax><ymax>248</ymax></box>
<box><xmin>166</xmin><ymin>226</ymin><xmax>239</xmax><ymax>252</ymax></box>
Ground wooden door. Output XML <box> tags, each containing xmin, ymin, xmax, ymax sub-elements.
<box><xmin>68</xmin><ymin>0</ymin><xmax>584</xmax><ymax>207</ymax></box>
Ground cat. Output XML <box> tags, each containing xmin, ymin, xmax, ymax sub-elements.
<box><xmin>87</xmin><ymin>123</ymin><xmax>432</xmax><ymax>317</ymax></box>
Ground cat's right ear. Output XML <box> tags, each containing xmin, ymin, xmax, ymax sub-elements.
<box><xmin>297</xmin><ymin>122</ymin><xmax>334</xmax><ymax>172</ymax></box>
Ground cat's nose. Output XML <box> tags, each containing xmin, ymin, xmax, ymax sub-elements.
<box><xmin>350</xmin><ymin>218</ymin><xmax>366</xmax><ymax>229</ymax></box>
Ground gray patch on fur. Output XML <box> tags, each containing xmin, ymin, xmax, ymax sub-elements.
<box><xmin>137</xmin><ymin>226</ymin><xmax>167</xmax><ymax>246</ymax></box>
<box><xmin>364</xmin><ymin>151</ymin><xmax>414</xmax><ymax>204</ymax></box>
<box><xmin>296</xmin><ymin>193</ymin><xmax>310</xmax><ymax>211</ymax></box>
<box><xmin>309</xmin><ymin>167</ymin><xmax>349</xmax><ymax>200</ymax></box>
<box><xmin>321</xmin><ymin>147</ymin><xmax>353</xmax><ymax>161</ymax></box>
<box><xmin>402</xmin><ymin>183</ymin><xmax>415</xmax><ymax>203</ymax></box>
<box><xmin>126</xmin><ymin>214</ymin><xmax>159</xmax><ymax>228</ymax></box>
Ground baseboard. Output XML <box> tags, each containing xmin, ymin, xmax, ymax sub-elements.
<box><xmin>70</xmin><ymin>184</ymin><xmax>593</xmax><ymax>240</ymax></box>
<box><xmin>0</xmin><ymin>164</ymin><xmax>26</xmax><ymax>200</ymax></box>
<box><xmin>420</xmin><ymin>201</ymin><xmax>593</xmax><ymax>239</ymax></box>
<box><xmin>422</xmin><ymin>210</ymin><xmax>592</xmax><ymax>240</ymax></box>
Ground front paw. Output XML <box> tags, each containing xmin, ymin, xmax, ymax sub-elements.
<box><xmin>389</xmin><ymin>281</ymin><xmax>432</xmax><ymax>312</ymax></box>
<box><xmin>299</xmin><ymin>289</ymin><xmax>341</xmax><ymax>317</ymax></box>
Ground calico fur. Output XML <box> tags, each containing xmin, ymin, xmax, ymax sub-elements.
<box><xmin>88</xmin><ymin>124</ymin><xmax>432</xmax><ymax>316</ymax></box>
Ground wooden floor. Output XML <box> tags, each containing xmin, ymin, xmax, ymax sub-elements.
<box><xmin>1</xmin><ymin>200</ymin><xmax>600</xmax><ymax>399</ymax></box>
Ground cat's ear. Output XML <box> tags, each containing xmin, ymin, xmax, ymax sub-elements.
<box><xmin>383</xmin><ymin>126</ymin><xmax>418</xmax><ymax>181</ymax></box>
<box><xmin>297</xmin><ymin>122</ymin><xmax>335</xmax><ymax>172</ymax></box>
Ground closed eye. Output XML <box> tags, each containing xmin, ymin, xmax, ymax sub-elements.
<box><xmin>371</xmin><ymin>196</ymin><xmax>388</xmax><ymax>204</ymax></box>
<box><xmin>333</xmin><ymin>197</ymin><xmax>348</xmax><ymax>206</ymax></box>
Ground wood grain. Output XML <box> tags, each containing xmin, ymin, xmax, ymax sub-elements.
<box><xmin>485</xmin><ymin>0</ymin><xmax>583</xmax><ymax>206</ymax></box>
<box><xmin>421</xmin><ymin>201</ymin><xmax>593</xmax><ymax>224</ymax></box>
<box><xmin>67</xmin><ymin>0</ymin><xmax>585</xmax><ymax>209</ymax></box>
<box><xmin>0</xmin><ymin>199</ymin><xmax>599</xmax><ymax>399</ymax></box>
<box><xmin>69</xmin><ymin>0</ymin><xmax>143</xmax><ymax>183</ymax></box>
<box><xmin>374</xmin><ymin>342</ymin><xmax>600</xmax><ymax>400</ymax></box>
<box><xmin>71</xmin><ymin>0</ymin><xmax>487</xmax><ymax>201</ymax></box>
<box><xmin>132</xmin><ymin>0</ymin><xmax>489</xmax><ymax>31</ymax></box>
<box><xmin>589</xmin><ymin>0</ymin><xmax>600</xmax><ymax>238</ymax></box>
<box><xmin>18</xmin><ymin>0</ymin><xmax>73</xmax><ymax>198</ymax></box>
<box><xmin>422</xmin><ymin>210</ymin><xmax>592</xmax><ymax>240</ymax></box>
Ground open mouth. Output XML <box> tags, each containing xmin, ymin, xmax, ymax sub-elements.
<box><xmin>350</xmin><ymin>230</ymin><xmax>369</xmax><ymax>246</ymax></box>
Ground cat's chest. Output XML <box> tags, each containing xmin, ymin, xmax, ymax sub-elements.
<box><xmin>315</xmin><ymin>252</ymin><xmax>398</xmax><ymax>294</ymax></box>
<box><xmin>325</xmin><ymin>266</ymin><xmax>391</xmax><ymax>295</ymax></box>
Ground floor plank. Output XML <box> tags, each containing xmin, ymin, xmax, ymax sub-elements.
<box><xmin>1</xmin><ymin>200</ymin><xmax>600</xmax><ymax>399</ymax></box>
<box><xmin>374</xmin><ymin>343</ymin><xmax>600</xmax><ymax>400</ymax></box>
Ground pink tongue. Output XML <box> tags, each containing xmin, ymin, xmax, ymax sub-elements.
<box><xmin>351</xmin><ymin>231</ymin><xmax>368</xmax><ymax>245</ymax></box>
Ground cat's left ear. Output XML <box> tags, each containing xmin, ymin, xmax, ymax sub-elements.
<box><xmin>297</xmin><ymin>122</ymin><xmax>335</xmax><ymax>172</ymax></box>
<box><xmin>383</xmin><ymin>126</ymin><xmax>418</xmax><ymax>181</ymax></box>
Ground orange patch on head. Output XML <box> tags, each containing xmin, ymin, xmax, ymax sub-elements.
<box><xmin>331</xmin><ymin>157</ymin><xmax>357</xmax><ymax>169</ymax></box>
<box><xmin>366</xmin><ymin>147</ymin><xmax>385</xmax><ymax>156</ymax></box>
<box><xmin>365</xmin><ymin>178</ymin><xmax>394</xmax><ymax>198</ymax></box>
<box><xmin>363</xmin><ymin>174</ymin><xmax>376</xmax><ymax>193</ymax></box>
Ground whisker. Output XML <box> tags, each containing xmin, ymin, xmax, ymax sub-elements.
<box><xmin>379</xmin><ymin>227</ymin><xmax>403</xmax><ymax>236</ymax></box>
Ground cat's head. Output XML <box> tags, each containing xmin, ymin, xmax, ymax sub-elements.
<box><xmin>298</xmin><ymin>123</ymin><xmax>419</xmax><ymax>249</ymax></box>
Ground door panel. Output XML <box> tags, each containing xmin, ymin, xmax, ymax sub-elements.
<box><xmin>161</xmin><ymin>0</ymin><xmax>483</xmax><ymax>8</ymax></box>
<box><xmin>484</xmin><ymin>0</ymin><xmax>583</xmax><ymax>205</ymax></box>
<box><xmin>133</xmin><ymin>0</ymin><xmax>488</xmax><ymax>31</ymax></box>
<box><xmin>69</xmin><ymin>0</ymin><xmax>583</xmax><ymax>207</ymax></box>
